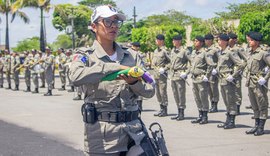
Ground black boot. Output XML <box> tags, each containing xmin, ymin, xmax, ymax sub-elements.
<box><xmin>224</xmin><ymin>114</ymin><xmax>236</xmax><ymax>129</ymax></box>
<box><xmin>171</xmin><ymin>108</ymin><xmax>181</xmax><ymax>120</ymax></box>
<box><xmin>58</xmin><ymin>85</ymin><xmax>66</xmax><ymax>91</ymax></box>
<box><xmin>137</xmin><ymin>100</ymin><xmax>143</xmax><ymax>111</ymax></box>
<box><xmin>254</xmin><ymin>119</ymin><xmax>266</xmax><ymax>136</ymax></box>
<box><xmin>0</xmin><ymin>85</ymin><xmax>3</xmax><ymax>88</ymax></box>
<box><xmin>154</xmin><ymin>105</ymin><xmax>163</xmax><ymax>116</ymax></box>
<box><xmin>158</xmin><ymin>106</ymin><xmax>168</xmax><ymax>117</ymax></box>
<box><xmin>246</xmin><ymin>118</ymin><xmax>259</xmax><ymax>134</ymax></box>
<box><xmin>68</xmin><ymin>86</ymin><xmax>75</xmax><ymax>92</ymax></box>
<box><xmin>73</xmin><ymin>95</ymin><xmax>82</xmax><ymax>100</ymax></box>
<box><xmin>209</xmin><ymin>102</ymin><xmax>218</xmax><ymax>113</ymax></box>
<box><xmin>217</xmin><ymin>113</ymin><xmax>230</xmax><ymax>128</ymax></box>
<box><xmin>191</xmin><ymin>111</ymin><xmax>203</xmax><ymax>124</ymax></box>
<box><xmin>245</xmin><ymin>105</ymin><xmax>252</xmax><ymax>109</ymax></box>
<box><xmin>236</xmin><ymin>105</ymin><xmax>240</xmax><ymax>115</ymax></box>
<box><xmin>44</xmin><ymin>90</ymin><xmax>52</xmax><ymax>96</ymax></box>
<box><xmin>32</xmin><ymin>88</ymin><xmax>39</xmax><ymax>94</ymax></box>
<box><xmin>13</xmin><ymin>85</ymin><xmax>19</xmax><ymax>91</ymax></box>
<box><xmin>176</xmin><ymin>109</ymin><xmax>185</xmax><ymax>121</ymax></box>
<box><xmin>24</xmin><ymin>86</ymin><xmax>31</xmax><ymax>92</ymax></box>
<box><xmin>40</xmin><ymin>84</ymin><xmax>45</xmax><ymax>88</ymax></box>
<box><xmin>200</xmin><ymin>111</ymin><xmax>208</xmax><ymax>124</ymax></box>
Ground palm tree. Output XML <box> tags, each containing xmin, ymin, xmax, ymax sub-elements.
<box><xmin>12</xmin><ymin>0</ymin><xmax>52</xmax><ymax>52</ymax></box>
<box><xmin>0</xmin><ymin>0</ymin><xmax>29</xmax><ymax>51</ymax></box>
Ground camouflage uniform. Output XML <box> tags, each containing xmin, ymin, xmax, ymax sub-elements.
<box><xmin>3</xmin><ymin>53</ymin><xmax>11</xmax><ymax>89</ymax></box>
<box><xmin>58</xmin><ymin>52</ymin><xmax>67</xmax><ymax>90</ymax></box>
<box><xmin>0</xmin><ymin>54</ymin><xmax>4</xmax><ymax>88</ymax></box>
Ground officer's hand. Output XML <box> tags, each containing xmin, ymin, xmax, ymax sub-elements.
<box><xmin>119</xmin><ymin>74</ymin><xmax>138</xmax><ymax>85</ymax></box>
<box><xmin>202</xmin><ymin>75</ymin><xmax>208</xmax><ymax>82</ymax></box>
<box><xmin>159</xmin><ymin>68</ymin><xmax>165</xmax><ymax>74</ymax></box>
<box><xmin>211</xmin><ymin>69</ymin><xmax>217</xmax><ymax>75</ymax></box>
<box><xmin>180</xmin><ymin>72</ymin><xmax>187</xmax><ymax>79</ymax></box>
<box><xmin>258</xmin><ymin>77</ymin><xmax>266</xmax><ymax>85</ymax></box>
<box><xmin>226</xmin><ymin>75</ymin><xmax>234</xmax><ymax>82</ymax></box>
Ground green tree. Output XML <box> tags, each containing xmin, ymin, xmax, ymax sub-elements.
<box><xmin>52</xmin><ymin>4</ymin><xmax>92</xmax><ymax>38</ymax></box>
<box><xmin>143</xmin><ymin>10</ymin><xmax>192</xmax><ymax>27</ymax></box>
<box><xmin>238</xmin><ymin>10</ymin><xmax>270</xmax><ymax>44</ymax></box>
<box><xmin>131</xmin><ymin>25</ymin><xmax>186</xmax><ymax>52</ymax></box>
<box><xmin>12</xmin><ymin>0</ymin><xmax>52</xmax><ymax>52</ymax></box>
<box><xmin>0</xmin><ymin>0</ymin><xmax>29</xmax><ymax>51</ymax></box>
<box><xmin>78</xmin><ymin>0</ymin><xmax>116</xmax><ymax>8</ymax></box>
<box><xmin>216</xmin><ymin>0</ymin><xmax>270</xmax><ymax>19</ymax></box>
<box><xmin>12</xmin><ymin>36</ymin><xmax>40</xmax><ymax>52</ymax></box>
<box><xmin>51</xmin><ymin>34</ymin><xmax>72</xmax><ymax>50</ymax></box>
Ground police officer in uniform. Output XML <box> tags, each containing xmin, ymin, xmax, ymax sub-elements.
<box><xmin>10</xmin><ymin>52</ymin><xmax>20</xmax><ymax>91</ymax></box>
<box><xmin>70</xmin><ymin>5</ymin><xmax>155</xmax><ymax>155</ymax></box>
<box><xmin>127</xmin><ymin>42</ymin><xmax>145</xmax><ymax>111</ymax></box>
<box><xmin>57</xmin><ymin>48</ymin><xmax>67</xmax><ymax>91</ymax></box>
<box><xmin>43</xmin><ymin>47</ymin><xmax>55</xmax><ymax>96</ymax></box>
<box><xmin>216</xmin><ymin>34</ymin><xmax>245</xmax><ymax>129</ymax></box>
<box><xmin>204</xmin><ymin>34</ymin><xmax>220</xmax><ymax>113</ymax></box>
<box><xmin>30</xmin><ymin>49</ymin><xmax>41</xmax><ymax>93</ymax></box>
<box><xmin>245</xmin><ymin>32</ymin><xmax>270</xmax><ymax>136</ymax></box>
<box><xmin>0</xmin><ymin>52</ymin><xmax>4</xmax><ymax>88</ymax></box>
<box><xmin>23</xmin><ymin>51</ymin><xmax>33</xmax><ymax>92</ymax></box>
<box><xmin>152</xmin><ymin>34</ymin><xmax>171</xmax><ymax>117</ymax></box>
<box><xmin>190</xmin><ymin>36</ymin><xmax>215</xmax><ymax>124</ymax></box>
<box><xmin>65</xmin><ymin>49</ymin><xmax>75</xmax><ymax>92</ymax></box>
<box><xmin>39</xmin><ymin>51</ymin><xmax>46</xmax><ymax>88</ymax></box>
<box><xmin>228</xmin><ymin>33</ymin><xmax>248</xmax><ymax>115</ymax></box>
<box><xmin>3</xmin><ymin>50</ymin><xmax>12</xmax><ymax>89</ymax></box>
<box><xmin>169</xmin><ymin>35</ymin><xmax>190</xmax><ymax>121</ymax></box>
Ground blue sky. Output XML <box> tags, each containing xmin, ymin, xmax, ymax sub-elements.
<box><xmin>0</xmin><ymin>0</ymin><xmax>249</xmax><ymax>48</ymax></box>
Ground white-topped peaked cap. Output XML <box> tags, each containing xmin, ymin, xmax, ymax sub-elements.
<box><xmin>91</xmin><ymin>5</ymin><xmax>126</xmax><ymax>23</ymax></box>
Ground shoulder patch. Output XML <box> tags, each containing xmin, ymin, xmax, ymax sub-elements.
<box><xmin>73</xmin><ymin>54</ymin><xmax>87</xmax><ymax>63</ymax></box>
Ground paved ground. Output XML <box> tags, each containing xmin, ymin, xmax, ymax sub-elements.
<box><xmin>0</xmin><ymin>77</ymin><xmax>270</xmax><ymax>156</ymax></box>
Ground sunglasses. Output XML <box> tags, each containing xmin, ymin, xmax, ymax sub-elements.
<box><xmin>97</xmin><ymin>18</ymin><xmax>123</xmax><ymax>28</ymax></box>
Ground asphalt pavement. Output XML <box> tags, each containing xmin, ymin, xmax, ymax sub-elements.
<box><xmin>0</xmin><ymin>77</ymin><xmax>270</xmax><ymax>156</ymax></box>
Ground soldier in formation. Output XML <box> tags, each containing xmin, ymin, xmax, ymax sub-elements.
<box><xmin>152</xmin><ymin>34</ymin><xmax>171</xmax><ymax>117</ymax></box>
<box><xmin>169</xmin><ymin>35</ymin><xmax>190</xmax><ymax>120</ymax></box>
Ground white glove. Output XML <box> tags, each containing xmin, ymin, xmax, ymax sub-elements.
<box><xmin>159</xmin><ymin>68</ymin><xmax>165</xmax><ymax>74</ymax></box>
<box><xmin>264</xmin><ymin>67</ymin><xmax>269</xmax><ymax>74</ymax></box>
<box><xmin>211</xmin><ymin>69</ymin><xmax>217</xmax><ymax>75</ymax></box>
<box><xmin>226</xmin><ymin>75</ymin><xmax>234</xmax><ymax>82</ymax></box>
<box><xmin>202</xmin><ymin>75</ymin><xmax>208</xmax><ymax>82</ymax></box>
<box><xmin>258</xmin><ymin>77</ymin><xmax>266</xmax><ymax>85</ymax></box>
<box><xmin>180</xmin><ymin>72</ymin><xmax>187</xmax><ymax>79</ymax></box>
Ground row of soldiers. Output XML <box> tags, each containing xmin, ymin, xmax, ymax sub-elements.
<box><xmin>0</xmin><ymin>47</ymin><xmax>83</xmax><ymax>100</ymax></box>
<box><xmin>146</xmin><ymin>32</ymin><xmax>269</xmax><ymax>136</ymax></box>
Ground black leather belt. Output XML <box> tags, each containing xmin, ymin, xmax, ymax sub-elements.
<box><xmin>97</xmin><ymin>110</ymin><xmax>140</xmax><ymax>123</ymax></box>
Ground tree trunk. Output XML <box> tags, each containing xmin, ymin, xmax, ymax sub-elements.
<box><xmin>40</xmin><ymin>7</ymin><xmax>45</xmax><ymax>52</ymax></box>
<box><xmin>5</xmin><ymin>11</ymin><xmax>10</xmax><ymax>51</ymax></box>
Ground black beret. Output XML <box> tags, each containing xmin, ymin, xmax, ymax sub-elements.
<box><xmin>228</xmin><ymin>33</ymin><xmax>238</xmax><ymax>39</ymax></box>
<box><xmin>219</xmin><ymin>34</ymin><xmax>229</xmax><ymax>41</ymax></box>
<box><xmin>204</xmin><ymin>34</ymin><xmax>214</xmax><ymax>40</ymax></box>
<box><xmin>249</xmin><ymin>32</ymin><xmax>263</xmax><ymax>41</ymax></box>
<box><xmin>173</xmin><ymin>35</ymin><xmax>182</xmax><ymax>40</ymax></box>
<box><xmin>131</xmin><ymin>42</ymin><xmax>140</xmax><ymax>47</ymax></box>
<box><xmin>156</xmin><ymin>34</ymin><xmax>165</xmax><ymax>40</ymax></box>
<box><xmin>246</xmin><ymin>31</ymin><xmax>255</xmax><ymax>37</ymax></box>
<box><xmin>195</xmin><ymin>36</ymin><xmax>205</xmax><ymax>42</ymax></box>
